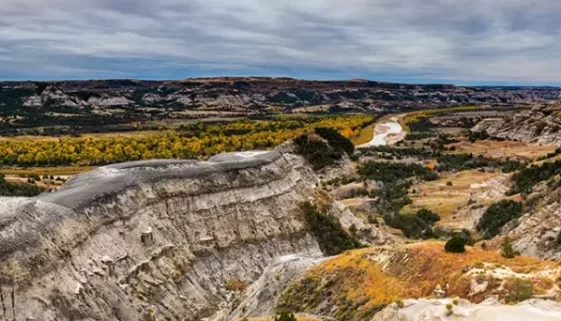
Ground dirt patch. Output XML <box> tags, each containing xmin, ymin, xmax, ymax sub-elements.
<box><xmin>403</xmin><ymin>170</ymin><xmax>506</xmax><ymax>229</ymax></box>
<box><xmin>448</xmin><ymin>139</ymin><xmax>555</xmax><ymax>161</ymax></box>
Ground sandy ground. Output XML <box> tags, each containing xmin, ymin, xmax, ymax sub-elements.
<box><xmin>357</xmin><ymin>116</ymin><xmax>407</xmax><ymax>148</ymax></box>
<box><xmin>396</xmin><ymin>298</ymin><xmax>561</xmax><ymax>321</ymax></box>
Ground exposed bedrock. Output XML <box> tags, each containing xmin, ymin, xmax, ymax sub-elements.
<box><xmin>472</xmin><ymin>105</ymin><xmax>561</xmax><ymax>146</ymax></box>
<box><xmin>0</xmin><ymin>150</ymin><xmax>327</xmax><ymax>321</ymax></box>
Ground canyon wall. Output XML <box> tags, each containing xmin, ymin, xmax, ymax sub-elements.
<box><xmin>0</xmin><ymin>151</ymin><xmax>325</xmax><ymax>321</ymax></box>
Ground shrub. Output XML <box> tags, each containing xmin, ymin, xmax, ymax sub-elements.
<box><xmin>0</xmin><ymin>173</ymin><xmax>44</xmax><ymax>197</ymax></box>
<box><xmin>314</xmin><ymin>127</ymin><xmax>355</xmax><ymax>155</ymax></box>
<box><xmin>358</xmin><ymin>161</ymin><xmax>438</xmax><ymax>183</ymax></box>
<box><xmin>300</xmin><ymin>201</ymin><xmax>362</xmax><ymax>256</ymax></box>
<box><xmin>293</xmin><ymin>134</ymin><xmax>342</xmax><ymax>170</ymax></box>
<box><xmin>500</xmin><ymin>237</ymin><xmax>520</xmax><ymax>259</ymax></box>
<box><xmin>275</xmin><ymin>310</ymin><xmax>297</xmax><ymax>321</ymax></box>
<box><xmin>445</xmin><ymin>236</ymin><xmax>466</xmax><ymax>253</ymax></box>
<box><xmin>384</xmin><ymin>213</ymin><xmax>434</xmax><ymax>239</ymax></box>
<box><xmin>476</xmin><ymin>200</ymin><xmax>522</xmax><ymax>239</ymax></box>
<box><xmin>446</xmin><ymin>181</ymin><xmax>453</xmax><ymax>186</ymax></box>
<box><xmin>503</xmin><ymin>278</ymin><xmax>533</xmax><ymax>303</ymax></box>
<box><xmin>508</xmin><ymin>160</ymin><xmax>561</xmax><ymax>195</ymax></box>
<box><xmin>445</xmin><ymin>303</ymin><xmax>453</xmax><ymax>316</ymax></box>
<box><xmin>416</xmin><ymin>208</ymin><xmax>441</xmax><ymax>223</ymax></box>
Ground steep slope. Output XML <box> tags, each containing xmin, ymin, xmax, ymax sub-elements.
<box><xmin>0</xmin><ymin>150</ymin><xmax>331</xmax><ymax>321</ymax></box>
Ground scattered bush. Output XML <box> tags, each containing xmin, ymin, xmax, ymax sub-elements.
<box><xmin>275</xmin><ymin>310</ymin><xmax>297</xmax><ymax>321</ymax></box>
<box><xmin>294</xmin><ymin>134</ymin><xmax>343</xmax><ymax>170</ymax></box>
<box><xmin>468</xmin><ymin>131</ymin><xmax>490</xmax><ymax>142</ymax></box>
<box><xmin>503</xmin><ymin>278</ymin><xmax>533</xmax><ymax>303</ymax></box>
<box><xmin>384</xmin><ymin>213</ymin><xmax>434</xmax><ymax>239</ymax></box>
<box><xmin>300</xmin><ymin>201</ymin><xmax>362</xmax><ymax>256</ymax></box>
<box><xmin>416</xmin><ymin>208</ymin><xmax>441</xmax><ymax>223</ymax></box>
<box><xmin>477</xmin><ymin>200</ymin><xmax>522</xmax><ymax>239</ymax></box>
<box><xmin>508</xmin><ymin>160</ymin><xmax>561</xmax><ymax>195</ymax></box>
<box><xmin>0</xmin><ymin>174</ymin><xmax>44</xmax><ymax>197</ymax></box>
<box><xmin>314</xmin><ymin>127</ymin><xmax>355</xmax><ymax>156</ymax></box>
<box><xmin>445</xmin><ymin>303</ymin><xmax>454</xmax><ymax>316</ymax></box>
<box><xmin>445</xmin><ymin>236</ymin><xmax>466</xmax><ymax>253</ymax></box>
<box><xmin>500</xmin><ymin>237</ymin><xmax>520</xmax><ymax>259</ymax></box>
<box><xmin>358</xmin><ymin>161</ymin><xmax>438</xmax><ymax>183</ymax></box>
<box><xmin>446</xmin><ymin>181</ymin><xmax>453</xmax><ymax>186</ymax></box>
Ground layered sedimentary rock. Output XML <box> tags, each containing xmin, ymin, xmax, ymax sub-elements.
<box><xmin>0</xmin><ymin>150</ymin><xmax>325</xmax><ymax>321</ymax></box>
<box><xmin>472</xmin><ymin>105</ymin><xmax>561</xmax><ymax>146</ymax></box>
<box><xmin>5</xmin><ymin>78</ymin><xmax>561</xmax><ymax>113</ymax></box>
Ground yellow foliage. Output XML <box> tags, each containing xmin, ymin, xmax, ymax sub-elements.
<box><xmin>0</xmin><ymin>114</ymin><xmax>374</xmax><ymax>167</ymax></box>
<box><xmin>284</xmin><ymin>241</ymin><xmax>559</xmax><ymax>314</ymax></box>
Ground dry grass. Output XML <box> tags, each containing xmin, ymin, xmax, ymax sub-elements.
<box><xmin>352</xmin><ymin>122</ymin><xmax>376</xmax><ymax>146</ymax></box>
<box><xmin>403</xmin><ymin>170</ymin><xmax>501</xmax><ymax>225</ymax></box>
<box><xmin>447</xmin><ymin>139</ymin><xmax>555</xmax><ymax>161</ymax></box>
<box><xmin>0</xmin><ymin>166</ymin><xmax>92</xmax><ymax>176</ymax></box>
<box><xmin>288</xmin><ymin>242</ymin><xmax>560</xmax><ymax>313</ymax></box>
<box><xmin>242</xmin><ymin>315</ymin><xmax>324</xmax><ymax>321</ymax></box>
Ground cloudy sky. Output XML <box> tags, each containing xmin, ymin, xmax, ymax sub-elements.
<box><xmin>1</xmin><ymin>0</ymin><xmax>561</xmax><ymax>85</ymax></box>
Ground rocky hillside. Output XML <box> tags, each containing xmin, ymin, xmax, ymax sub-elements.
<box><xmin>273</xmin><ymin>242</ymin><xmax>561</xmax><ymax>321</ymax></box>
<box><xmin>0</xmin><ymin>149</ymin><xmax>380</xmax><ymax>321</ymax></box>
<box><xmin>2</xmin><ymin>78</ymin><xmax>561</xmax><ymax>114</ymax></box>
<box><xmin>472</xmin><ymin>104</ymin><xmax>561</xmax><ymax>146</ymax></box>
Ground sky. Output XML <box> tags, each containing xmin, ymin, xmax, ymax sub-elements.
<box><xmin>1</xmin><ymin>0</ymin><xmax>561</xmax><ymax>85</ymax></box>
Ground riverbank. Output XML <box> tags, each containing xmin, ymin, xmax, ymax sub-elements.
<box><xmin>357</xmin><ymin>116</ymin><xmax>407</xmax><ymax>148</ymax></box>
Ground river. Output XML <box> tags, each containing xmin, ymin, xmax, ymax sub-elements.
<box><xmin>357</xmin><ymin>117</ymin><xmax>406</xmax><ymax>148</ymax></box>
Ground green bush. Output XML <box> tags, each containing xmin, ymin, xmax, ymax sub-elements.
<box><xmin>416</xmin><ymin>208</ymin><xmax>441</xmax><ymax>223</ymax></box>
<box><xmin>500</xmin><ymin>237</ymin><xmax>520</xmax><ymax>259</ymax></box>
<box><xmin>445</xmin><ymin>236</ymin><xmax>466</xmax><ymax>253</ymax></box>
<box><xmin>314</xmin><ymin>127</ymin><xmax>355</xmax><ymax>155</ymax></box>
<box><xmin>275</xmin><ymin>310</ymin><xmax>297</xmax><ymax>321</ymax></box>
<box><xmin>293</xmin><ymin>127</ymin><xmax>355</xmax><ymax>170</ymax></box>
<box><xmin>508</xmin><ymin>160</ymin><xmax>561</xmax><ymax>195</ymax></box>
<box><xmin>384</xmin><ymin>213</ymin><xmax>434</xmax><ymax>239</ymax></box>
<box><xmin>476</xmin><ymin>200</ymin><xmax>522</xmax><ymax>239</ymax></box>
<box><xmin>293</xmin><ymin>134</ymin><xmax>342</xmax><ymax>170</ymax></box>
<box><xmin>358</xmin><ymin>161</ymin><xmax>438</xmax><ymax>183</ymax></box>
<box><xmin>504</xmin><ymin>278</ymin><xmax>533</xmax><ymax>303</ymax></box>
<box><xmin>300</xmin><ymin>201</ymin><xmax>362</xmax><ymax>256</ymax></box>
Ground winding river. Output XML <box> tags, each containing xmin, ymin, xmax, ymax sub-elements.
<box><xmin>357</xmin><ymin>116</ymin><xmax>407</xmax><ymax>148</ymax></box>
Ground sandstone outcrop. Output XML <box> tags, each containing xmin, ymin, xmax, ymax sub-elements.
<box><xmin>0</xmin><ymin>150</ymin><xmax>336</xmax><ymax>321</ymax></box>
<box><xmin>472</xmin><ymin>105</ymin><xmax>561</xmax><ymax>146</ymax></box>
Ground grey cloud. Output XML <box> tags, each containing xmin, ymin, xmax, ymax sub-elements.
<box><xmin>2</xmin><ymin>0</ymin><xmax>561</xmax><ymax>83</ymax></box>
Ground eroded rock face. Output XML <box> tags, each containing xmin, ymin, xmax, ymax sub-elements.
<box><xmin>6</xmin><ymin>78</ymin><xmax>561</xmax><ymax>113</ymax></box>
<box><xmin>0</xmin><ymin>151</ymin><xmax>324</xmax><ymax>321</ymax></box>
<box><xmin>472</xmin><ymin>106</ymin><xmax>561</xmax><ymax>146</ymax></box>
<box><xmin>507</xmin><ymin>200</ymin><xmax>561</xmax><ymax>260</ymax></box>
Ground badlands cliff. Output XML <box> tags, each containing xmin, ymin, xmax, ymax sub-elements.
<box><xmin>472</xmin><ymin>105</ymin><xmax>561</xmax><ymax>146</ymax></box>
<box><xmin>0</xmin><ymin>150</ymin><xmax>342</xmax><ymax>321</ymax></box>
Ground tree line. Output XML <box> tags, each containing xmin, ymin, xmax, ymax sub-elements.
<box><xmin>0</xmin><ymin>115</ymin><xmax>373</xmax><ymax>167</ymax></box>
